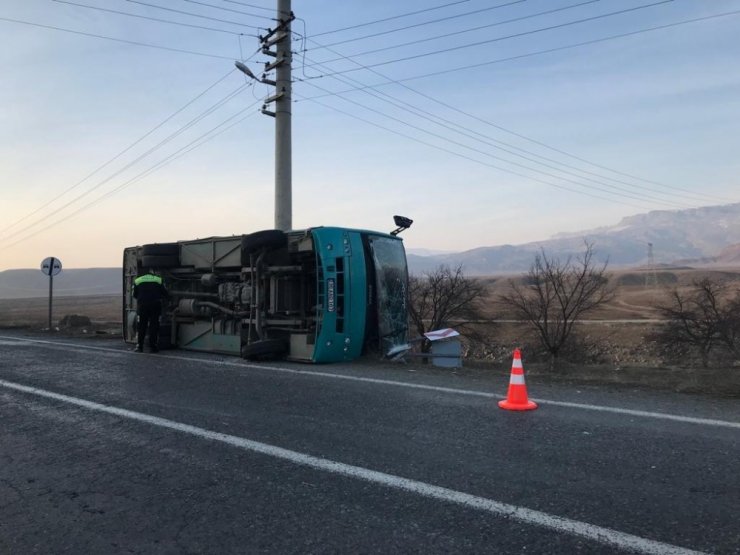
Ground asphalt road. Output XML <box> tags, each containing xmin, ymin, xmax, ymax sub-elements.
<box><xmin>0</xmin><ymin>331</ymin><xmax>738</xmax><ymax>554</ymax></box>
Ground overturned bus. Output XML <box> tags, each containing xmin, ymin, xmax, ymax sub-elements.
<box><xmin>123</xmin><ymin>220</ymin><xmax>411</xmax><ymax>363</ymax></box>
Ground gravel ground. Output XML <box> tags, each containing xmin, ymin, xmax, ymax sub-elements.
<box><xmin>2</xmin><ymin>293</ymin><xmax>738</xmax><ymax>397</ymax></box>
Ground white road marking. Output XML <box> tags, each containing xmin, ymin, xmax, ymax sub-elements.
<box><xmin>2</xmin><ymin>335</ymin><xmax>739</xmax><ymax>430</ymax></box>
<box><xmin>0</xmin><ymin>378</ymin><xmax>706</xmax><ymax>555</ymax></box>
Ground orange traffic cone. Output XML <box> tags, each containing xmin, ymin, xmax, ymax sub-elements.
<box><xmin>498</xmin><ymin>348</ymin><xmax>537</xmax><ymax>411</ymax></box>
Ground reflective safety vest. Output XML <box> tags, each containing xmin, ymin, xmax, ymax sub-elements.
<box><xmin>134</xmin><ymin>274</ymin><xmax>163</xmax><ymax>286</ymax></box>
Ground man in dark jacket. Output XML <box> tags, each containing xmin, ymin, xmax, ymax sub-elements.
<box><xmin>133</xmin><ymin>270</ymin><xmax>169</xmax><ymax>353</ymax></box>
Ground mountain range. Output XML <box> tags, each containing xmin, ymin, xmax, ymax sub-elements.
<box><xmin>407</xmin><ymin>203</ymin><xmax>740</xmax><ymax>275</ymax></box>
<box><xmin>1</xmin><ymin>203</ymin><xmax>738</xmax><ymax>298</ymax></box>
<box><xmin>0</xmin><ymin>268</ymin><xmax>121</xmax><ymax>300</ymax></box>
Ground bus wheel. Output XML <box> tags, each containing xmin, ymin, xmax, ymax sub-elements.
<box><xmin>141</xmin><ymin>242</ymin><xmax>179</xmax><ymax>256</ymax></box>
<box><xmin>241</xmin><ymin>230</ymin><xmax>287</xmax><ymax>255</ymax></box>
<box><xmin>241</xmin><ymin>339</ymin><xmax>288</xmax><ymax>360</ymax></box>
<box><xmin>140</xmin><ymin>254</ymin><xmax>179</xmax><ymax>268</ymax></box>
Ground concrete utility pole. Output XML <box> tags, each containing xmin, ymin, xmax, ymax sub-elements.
<box><xmin>273</xmin><ymin>0</ymin><xmax>292</xmax><ymax>231</ymax></box>
<box><xmin>235</xmin><ymin>0</ymin><xmax>293</xmax><ymax>230</ymax></box>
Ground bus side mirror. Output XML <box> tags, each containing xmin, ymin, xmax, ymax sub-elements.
<box><xmin>391</xmin><ymin>215</ymin><xmax>413</xmax><ymax>236</ymax></box>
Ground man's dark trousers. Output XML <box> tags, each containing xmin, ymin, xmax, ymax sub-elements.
<box><xmin>137</xmin><ymin>301</ymin><xmax>162</xmax><ymax>349</ymax></box>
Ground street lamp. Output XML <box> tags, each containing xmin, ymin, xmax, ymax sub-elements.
<box><xmin>235</xmin><ymin>61</ymin><xmax>258</xmax><ymax>80</ymax></box>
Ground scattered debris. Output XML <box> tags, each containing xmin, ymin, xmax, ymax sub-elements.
<box><xmin>59</xmin><ymin>314</ymin><xmax>92</xmax><ymax>328</ymax></box>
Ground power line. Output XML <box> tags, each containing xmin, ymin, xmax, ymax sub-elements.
<box><xmin>300</xmin><ymin>52</ymin><xmax>699</xmax><ymax>207</ymax></box>
<box><xmin>223</xmin><ymin>0</ymin><xmax>274</xmax><ymax>13</ymax></box>
<box><xmin>125</xmin><ymin>0</ymin><xmax>263</xmax><ymax>30</ymax></box>
<box><xmin>310</xmin><ymin>0</ymin><xmax>605</xmax><ymax>64</ymax></box>
<box><xmin>72</xmin><ymin>105</ymin><xmax>261</xmax><ymax>218</ymax></box>
<box><xmin>308</xmin><ymin>0</ymin><xmax>527</xmax><ymax>49</ymax></box>
<box><xmin>1</xmin><ymin>83</ymin><xmax>253</xmax><ymax>243</ymax></box>
<box><xmin>399</xmin><ymin>78</ymin><xmax>732</xmax><ymax>204</ymax></box>
<box><xmin>312</xmin><ymin>0</ymin><xmax>674</xmax><ymax>76</ymax></box>
<box><xmin>299</xmin><ymin>76</ymin><xmax>688</xmax><ymax>209</ymax></box>
<box><xmin>296</xmin><ymin>36</ymin><xmax>717</xmax><ymax>205</ymax></box>
<box><xmin>310</xmin><ymin>0</ymin><xmax>473</xmax><ymax>38</ymax></box>
<box><xmin>301</xmin><ymin>8</ymin><xmax>740</xmax><ymax>92</ymax></box>
<box><xmin>0</xmin><ymin>16</ymin><xmax>236</xmax><ymax>59</ymax></box>
<box><xmin>1</xmin><ymin>103</ymin><xmax>262</xmax><ymax>249</ymax></box>
<box><xmin>1</xmin><ymin>92</ymin><xmax>255</xmax><ymax>247</ymax></box>
<box><xmin>296</xmin><ymin>92</ymin><xmax>650</xmax><ymax>211</ymax></box>
<box><xmin>0</xmin><ymin>67</ymin><xmax>246</xmax><ymax>236</ymax></box>
<box><xmin>181</xmin><ymin>0</ymin><xmax>274</xmax><ymax>20</ymax></box>
<box><xmin>52</xmin><ymin>0</ymin><xmax>240</xmax><ymax>35</ymax></box>
<box><xmin>294</xmin><ymin>8</ymin><xmax>740</xmax><ymax>202</ymax></box>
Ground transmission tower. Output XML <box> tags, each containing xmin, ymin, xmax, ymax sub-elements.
<box><xmin>645</xmin><ymin>242</ymin><xmax>657</xmax><ymax>287</ymax></box>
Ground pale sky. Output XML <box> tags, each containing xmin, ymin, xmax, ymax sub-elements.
<box><xmin>1</xmin><ymin>0</ymin><xmax>739</xmax><ymax>270</ymax></box>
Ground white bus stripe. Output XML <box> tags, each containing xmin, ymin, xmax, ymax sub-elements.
<box><xmin>0</xmin><ymin>378</ymin><xmax>706</xmax><ymax>555</ymax></box>
<box><xmin>1</xmin><ymin>336</ymin><xmax>739</xmax><ymax>430</ymax></box>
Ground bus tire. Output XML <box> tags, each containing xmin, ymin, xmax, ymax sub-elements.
<box><xmin>140</xmin><ymin>254</ymin><xmax>179</xmax><ymax>268</ymax></box>
<box><xmin>240</xmin><ymin>339</ymin><xmax>288</xmax><ymax>360</ymax></box>
<box><xmin>157</xmin><ymin>323</ymin><xmax>173</xmax><ymax>349</ymax></box>
<box><xmin>141</xmin><ymin>242</ymin><xmax>179</xmax><ymax>256</ymax></box>
<box><xmin>241</xmin><ymin>230</ymin><xmax>287</xmax><ymax>255</ymax></box>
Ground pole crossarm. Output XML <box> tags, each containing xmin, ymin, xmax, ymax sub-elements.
<box><xmin>236</xmin><ymin>0</ymin><xmax>292</xmax><ymax>230</ymax></box>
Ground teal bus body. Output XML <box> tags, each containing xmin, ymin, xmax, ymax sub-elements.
<box><xmin>311</xmin><ymin>228</ymin><xmax>367</xmax><ymax>362</ymax></box>
<box><xmin>123</xmin><ymin>226</ymin><xmax>408</xmax><ymax>364</ymax></box>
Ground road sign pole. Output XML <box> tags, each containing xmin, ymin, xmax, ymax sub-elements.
<box><xmin>40</xmin><ymin>256</ymin><xmax>61</xmax><ymax>332</ymax></box>
<box><xmin>48</xmin><ymin>256</ymin><xmax>55</xmax><ymax>332</ymax></box>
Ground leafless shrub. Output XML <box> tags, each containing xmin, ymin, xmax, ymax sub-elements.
<box><xmin>653</xmin><ymin>279</ymin><xmax>740</xmax><ymax>367</ymax></box>
<box><xmin>497</xmin><ymin>242</ymin><xmax>614</xmax><ymax>372</ymax></box>
<box><xmin>408</xmin><ymin>264</ymin><xmax>488</xmax><ymax>353</ymax></box>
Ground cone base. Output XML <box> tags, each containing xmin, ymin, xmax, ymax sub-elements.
<box><xmin>498</xmin><ymin>399</ymin><xmax>538</xmax><ymax>411</ymax></box>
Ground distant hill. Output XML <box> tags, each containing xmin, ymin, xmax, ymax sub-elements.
<box><xmin>0</xmin><ymin>268</ymin><xmax>121</xmax><ymax>299</ymax></box>
<box><xmin>3</xmin><ymin>203</ymin><xmax>739</xmax><ymax>293</ymax></box>
<box><xmin>719</xmin><ymin>243</ymin><xmax>740</xmax><ymax>264</ymax></box>
<box><xmin>673</xmin><ymin>242</ymin><xmax>740</xmax><ymax>267</ymax></box>
<box><xmin>405</xmin><ymin>248</ymin><xmax>455</xmax><ymax>257</ymax></box>
<box><xmin>408</xmin><ymin>203</ymin><xmax>740</xmax><ymax>275</ymax></box>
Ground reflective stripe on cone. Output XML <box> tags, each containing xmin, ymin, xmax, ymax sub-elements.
<box><xmin>498</xmin><ymin>348</ymin><xmax>537</xmax><ymax>411</ymax></box>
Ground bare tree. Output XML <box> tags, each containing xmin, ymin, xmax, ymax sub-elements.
<box><xmin>721</xmin><ymin>295</ymin><xmax>740</xmax><ymax>357</ymax></box>
<box><xmin>498</xmin><ymin>242</ymin><xmax>613</xmax><ymax>371</ymax></box>
<box><xmin>654</xmin><ymin>279</ymin><xmax>740</xmax><ymax>367</ymax></box>
<box><xmin>408</xmin><ymin>264</ymin><xmax>487</xmax><ymax>353</ymax></box>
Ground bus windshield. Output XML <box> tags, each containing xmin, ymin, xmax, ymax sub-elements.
<box><xmin>366</xmin><ymin>235</ymin><xmax>408</xmax><ymax>355</ymax></box>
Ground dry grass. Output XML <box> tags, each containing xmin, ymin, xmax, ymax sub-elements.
<box><xmin>485</xmin><ymin>266</ymin><xmax>740</xmax><ymax>320</ymax></box>
<box><xmin>1</xmin><ymin>268</ymin><xmax>738</xmax><ymax>395</ymax></box>
<box><xmin>0</xmin><ymin>295</ymin><xmax>121</xmax><ymax>330</ymax></box>
<box><xmin>463</xmin><ymin>267</ymin><xmax>740</xmax><ymax>396</ymax></box>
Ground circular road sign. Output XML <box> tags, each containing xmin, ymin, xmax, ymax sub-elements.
<box><xmin>40</xmin><ymin>257</ymin><xmax>62</xmax><ymax>277</ymax></box>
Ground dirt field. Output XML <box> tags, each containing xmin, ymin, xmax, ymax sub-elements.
<box><xmin>0</xmin><ymin>295</ymin><xmax>121</xmax><ymax>333</ymax></box>
<box><xmin>1</xmin><ymin>267</ymin><xmax>738</xmax><ymax>396</ymax></box>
